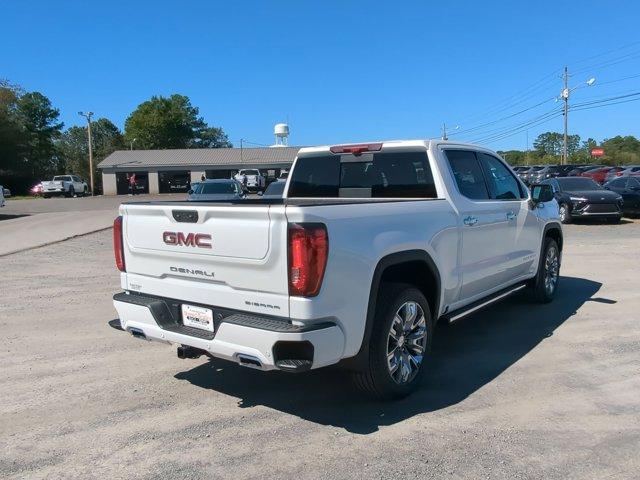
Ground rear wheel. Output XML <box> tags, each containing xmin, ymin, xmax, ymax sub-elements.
<box><xmin>352</xmin><ymin>283</ymin><xmax>433</xmax><ymax>400</ymax></box>
<box><xmin>531</xmin><ymin>238</ymin><xmax>560</xmax><ymax>303</ymax></box>
<box><xmin>558</xmin><ymin>203</ymin><xmax>571</xmax><ymax>224</ymax></box>
<box><xmin>67</xmin><ymin>186</ymin><xmax>76</xmax><ymax>198</ymax></box>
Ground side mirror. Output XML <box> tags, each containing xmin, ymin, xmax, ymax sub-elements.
<box><xmin>531</xmin><ymin>184</ymin><xmax>554</xmax><ymax>204</ymax></box>
<box><xmin>187</xmin><ymin>189</ymin><xmax>194</xmax><ymax>195</ymax></box>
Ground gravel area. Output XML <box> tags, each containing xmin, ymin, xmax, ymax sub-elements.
<box><xmin>1</xmin><ymin>222</ymin><xmax>638</xmax><ymax>479</ymax></box>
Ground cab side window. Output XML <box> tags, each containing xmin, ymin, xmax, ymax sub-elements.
<box><xmin>477</xmin><ymin>153</ymin><xmax>525</xmax><ymax>200</ymax></box>
<box><xmin>444</xmin><ymin>150</ymin><xmax>490</xmax><ymax>200</ymax></box>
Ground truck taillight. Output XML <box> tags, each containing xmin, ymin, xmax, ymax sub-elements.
<box><xmin>288</xmin><ymin>223</ymin><xmax>328</xmax><ymax>297</ymax></box>
<box><xmin>113</xmin><ymin>216</ymin><xmax>126</xmax><ymax>272</ymax></box>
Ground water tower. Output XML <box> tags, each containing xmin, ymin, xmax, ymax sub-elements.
<box><xmin>273</xmin><ymin>123</ymin><xmax>290</xmax><ymax>147</ymax></box>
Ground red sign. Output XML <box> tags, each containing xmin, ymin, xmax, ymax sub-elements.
<box><xmin>591</xmin><ymin>148</ymin><xmax>604</xmax><ymax>157</ymax></box>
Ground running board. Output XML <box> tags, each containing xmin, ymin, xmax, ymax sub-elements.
<box><xmin>443</xmin><ymin>283</ymin><xmax>527</xmax><ymax>324</ymax></box>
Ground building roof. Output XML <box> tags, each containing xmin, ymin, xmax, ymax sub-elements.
<box><xmin>98</xmin><ymin>147</ymin><xmax>300</xmax><ymax>169</ymax></box>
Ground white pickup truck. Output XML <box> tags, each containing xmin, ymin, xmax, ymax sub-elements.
<box><xmin>41</xmin><ymin>175</ymin><xmax>88</xmax><ymax>198</ymax></box>
<box><xmin>112</xmin><ymin>140</ymin><xmax>562</xmax><ymax>399</ymax></box>
<box><xmin>233</xmin><ymin>169</ymin><xmax>266</xmax><ymax>192</ymax></box>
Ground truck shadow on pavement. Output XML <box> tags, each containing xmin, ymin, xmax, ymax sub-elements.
<box><xmin>175</xmin><ymin>276</ymin><xmax>602</xmax><ymax>434</ymax></box>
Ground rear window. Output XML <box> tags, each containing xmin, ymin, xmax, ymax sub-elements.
<box><xmin>288</xmin><ymin>151</ymin><xmax>437</xmax><ymax>198</ymax></box>
<box><xmin>198</xmin><ymin>182</ymin><xmax>238</xmax><ymax>194</ymax></box>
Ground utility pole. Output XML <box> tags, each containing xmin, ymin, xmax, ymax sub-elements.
<box><xmin>561</xmin><ymin>67</ymin><xmax>570</xmax><ymax>165</ymax></box>
<box><xmin>441</xmin><ymin>123</ymin><xmax>448</xmax><ymax>140</ymax></box>
<box><xmin>78</xmin><ymin>111</ymin><xmax>94</xmax><ymax>196</ymax></box>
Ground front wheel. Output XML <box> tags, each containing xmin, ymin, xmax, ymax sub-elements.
<box><xmin>531</xmin><ymin>238</ymin><xmax>560</xmax><ymax>303</ymax></box>
<box><xmin>559</xmin><ymin>203</ymin><xmax>571</xmax><ymax>224</ymax></box>
<box><xmin>352</xmin><ymin>283</ymin><xmax>433</xmax><ymax>400</ymax></box>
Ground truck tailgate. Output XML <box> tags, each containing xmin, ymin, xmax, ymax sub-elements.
<box><xmin>120</xmin><ymin>203</ymin><xmax>290</xmax><ymax>316</ymax></box>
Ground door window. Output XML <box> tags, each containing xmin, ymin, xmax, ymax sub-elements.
<box><xmin>444</xmin><ymin>150</ymin><xmax>490</xmax><ymax>200</ymax></box>
<box><xmin>478</xmin><ymin>153</ymin><xmax>525</xmax><ymax>200</ymax></box>
<box><xmin>608</xmin><ymin>178</ymin><xmax>627</xmax><ymax>189</ymax></box>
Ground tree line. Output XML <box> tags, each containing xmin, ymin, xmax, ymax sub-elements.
<box><xmin>498</xmin><ymin>131</ymin><xmax>640</xmax><ymax>166</ymax></box>
<box><xmin>0</xmin><ymin>79</ymin><xmax>231</xmax><ymax>194</ymax></box>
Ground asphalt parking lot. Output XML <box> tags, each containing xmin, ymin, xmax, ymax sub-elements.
<box><xmin>1</xmin><ymin>211</ymin><xmax>639</xmax><ymax>479</ymax></box>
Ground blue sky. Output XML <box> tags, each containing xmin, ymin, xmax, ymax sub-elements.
<box><xmin>2</xmin><ymin>0</ymin><xmax>639</xmax><ymax>151</ymax></box>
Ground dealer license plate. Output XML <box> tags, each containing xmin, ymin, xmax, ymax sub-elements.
<box><xmin>181</xmin><ymin>304</ymin><xmax>214</xmax><ymax>332</ymax></box>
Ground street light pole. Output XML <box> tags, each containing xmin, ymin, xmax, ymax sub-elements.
<box><xmin>78</xmin><ymin>111</ymin><xmax>94</xmax><ymax>196</ymax></box>
<box><xmin>562</xmin><ymin>67</ymin><xmax>569</xmax><ymax>165</ymax></box>
<box><xmin>560</xmin><ymin>68</ymin><xmax>595</xmax><ymax>166</ymax></box>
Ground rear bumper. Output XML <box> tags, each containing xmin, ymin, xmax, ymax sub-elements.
<box><xmin>113</xmin><ymin>292</ymin><xmax>345</xmax><ymax>371</ymax></box>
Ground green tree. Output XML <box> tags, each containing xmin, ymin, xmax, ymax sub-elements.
<box><xmin>533</xmin><ymin>131</ymin><xmax>580</xmax><ymax>158</ymax></box>
<box><xmin>0</xmin><ymin>80</ymin><xmax>24</xmax><ymax>172</ymax></box>
<box><xmin>16</xmin><ymin>91</ymin><xmax>64</xmax><ymax>175</ymax></box>
<box><xmin>124</xmin><ymin>94</ymin><xmax>231</xmax><ymax>149</ymax></box>
<box><xmin>57</xmin><ymin>118</ymin><xmax>124</xmax><ymax>184</ymax></box>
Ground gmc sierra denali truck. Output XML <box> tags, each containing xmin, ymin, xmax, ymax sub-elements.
<box><xmin>111</xmin><ymin>140</ymin><xmax>562</xmax><ymax>399</ymax></box>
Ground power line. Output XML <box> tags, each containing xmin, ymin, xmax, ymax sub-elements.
<box><xmin>569</xmin><ymin>40</ymin><xmax>640</xmax><ymax>67</ymax></box>
<box><xmin>449</xmin><ymin>96</ymin><xmax>556</xmax><ymax>138</ymax></box>
<box><xmin>474</xmin><ymin>93</ymin><xmax>640</xmax><ymax>146</ymax></box>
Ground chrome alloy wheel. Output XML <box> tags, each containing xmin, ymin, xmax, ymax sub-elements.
<box><xmin>559</xmin><ymin>204</ymin><xmax>568</xmax><ymax>222</ymax></box>
<box><xmin>544</xmin><ymin>245</ymin><xmax>559</xmax><ymax>295</ymax></box>
<box><xmin>387</xmin><ymin>301</ymin><xmax>427</xmax><ymax>384</ymax></box>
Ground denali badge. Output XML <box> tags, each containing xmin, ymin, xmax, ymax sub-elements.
<box><xmin>170</xmin><ymin>266</ymin><xmax>215</xmax><ymax>278</ymax></box>
<box><xmin>163</xmin><ymin>231</ymin><xmax>212</xmax><ymax>249</ymax></box>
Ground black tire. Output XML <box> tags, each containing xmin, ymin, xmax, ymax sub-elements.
<box><xmin>531</xmin><ymin>238</ymin><xmax>560</xmax><ymax>304</ymax></box>
<box><xmin>607</xmin><ymin>216</ymin><xmax>621</xmax><ymax>224</ymax></box>
<box><xmin>558</xmin><ymin>203</ymin><xmax>571</xmax><ymax>224</ymax></box>
<box><xmin>352</xmin><ymin>283</ymin><xmax>433</xmax><ymax>400</ymax></box>
<box><xmin>43</xmin><ymin>194</ymin><xmax>50</xmax><ymax>199</ymax></box>
<box><xmin>83</xmin><ymin>186</ymin><xmax>88</xmax><ymax>196</ymax></box>
<box><xmin>67</xmin><ymin>186</ymin><xmax>75</xmax><ymax>198</ymax></box>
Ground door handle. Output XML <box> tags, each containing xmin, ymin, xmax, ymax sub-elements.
<box><xmin>506</xmin><ymin>211</ymin><xmax>516</xmax><ymax>220</ymax></box>
<box><xmin>463</xmin><ymin>215</ymin><xmax>478</xmax><ymax>226</ymax></box>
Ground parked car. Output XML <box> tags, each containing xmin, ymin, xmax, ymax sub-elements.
<box><xmin>528</xmin><ymin>165</ymin><xmax>563</xmax><ymax>183</ymax></box>
<box><xmin>41</xmin><ymin>175</ymin><xmax>88</xmax><ymax>197</ymax></box>
<box><xmin>278</xmin><ymin>170</ymin><xmax>289</xmax><ymax>179</ymax></box>
<box><xmin>581</xmin><ymin>166</ymin><xmax>624</xmax><ymax>185</ymax></box>
<box><xmin>558</xmin><ymin>165</ymin><xmax>582</xmax><ymax>177</ymax></box>
<box><xmin>541</xmin><ymin>177</ymin><xmax>623</xmax><ymax>224</ymax></box>
<box><xmin>187</xmin><ymin>179</ymin><xmax>246</xmax><ymax>201</ymax></box>
<box><xmin>258</xmin><ymin>179</ymin><xmax>286</xmax><ymax>198</ymax></box>
<box><xmin>522</xmin><ymin>165</ymin><xmax>544</xmax><ymax>184</ymax></box>
<box><xmin>567</xmin><ymin>165</ymin><xmax>597</xmax><ymax>177</ymax></box>
<box><xmin>604</xmin><ymin>176</ymin><xmax>640</xmax><ymax>217</ymax></box>
<box><xmin>2</xmin><ymin>187</ymin><xmax>11</xmax><ymax>198</ymax></box>
<box><xmin>30</xmin><ymin>183</ymin><xmax>44</xmax><ymax>197</ymax></box>
<box><xmin>514</xmin><ymin>166</ymin><xmax>533</xmax><ymax>183</ymax></box>
<box><xmin>0</xmin><ymin>185</ymin><xmax>5</xmax><ymax>207</ymax></box>
<box><xmin>233</xmin><ymin>169</ymin><xmax>266</xmax><ymax>192</ymax></box>
<box><xmin>111</xmin><ymin>139</ymin><xmax>562</xmax><ymax>399</ymax></box>
<box><xmin>615</xmin><ymin>165</ymin><xmax>640</xmax><ymax>178</ymax></box>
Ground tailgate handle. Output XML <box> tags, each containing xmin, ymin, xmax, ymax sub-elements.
<box><xmin>172</xmin><ymin>210</ymin><xmax>199</xmax><ymax>223</ymax></box>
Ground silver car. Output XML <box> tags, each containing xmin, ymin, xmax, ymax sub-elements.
<box><xmin>187</xmin><ymin>179</ymin><xmax>246</xmax><ymax>201</ymax></box>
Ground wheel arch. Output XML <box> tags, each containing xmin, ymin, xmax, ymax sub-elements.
<box><xmin>544</xmin><ymin>222</ymin><xmax>563</xmax><ymax>252</ymax></box>
<box><xmin>340</xmin><ymin>250</ymin><xmax>442</xmax><ymax>370</ymax></box>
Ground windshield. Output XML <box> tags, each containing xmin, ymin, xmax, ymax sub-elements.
<box><xmin>53</xmin><ymin>176</ymin><xmax>71</xmax><ymax>181</ymax></box>
<box><xmin>531</xmin><ymin>166</ymin><xmax>544</xmax><ymax>171</ymax></box>
<box><xmin>264</xmin><ymin>181</ymin><xmax>286</xmax><ymax>196</ymax></box>
<box><xmin>241</xmin><ymin>170</ymin><xmax>260</xmax><ymax>176</ymax></box>
<box><xmin>558</xmin><ymin>178</ymin><xmax>602</xmax><ymax>191</ymax></box>
<box><xmin>196</xmin><ymin>182</ymin><xmax>238</xmax><ymax>194</ymax></box>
